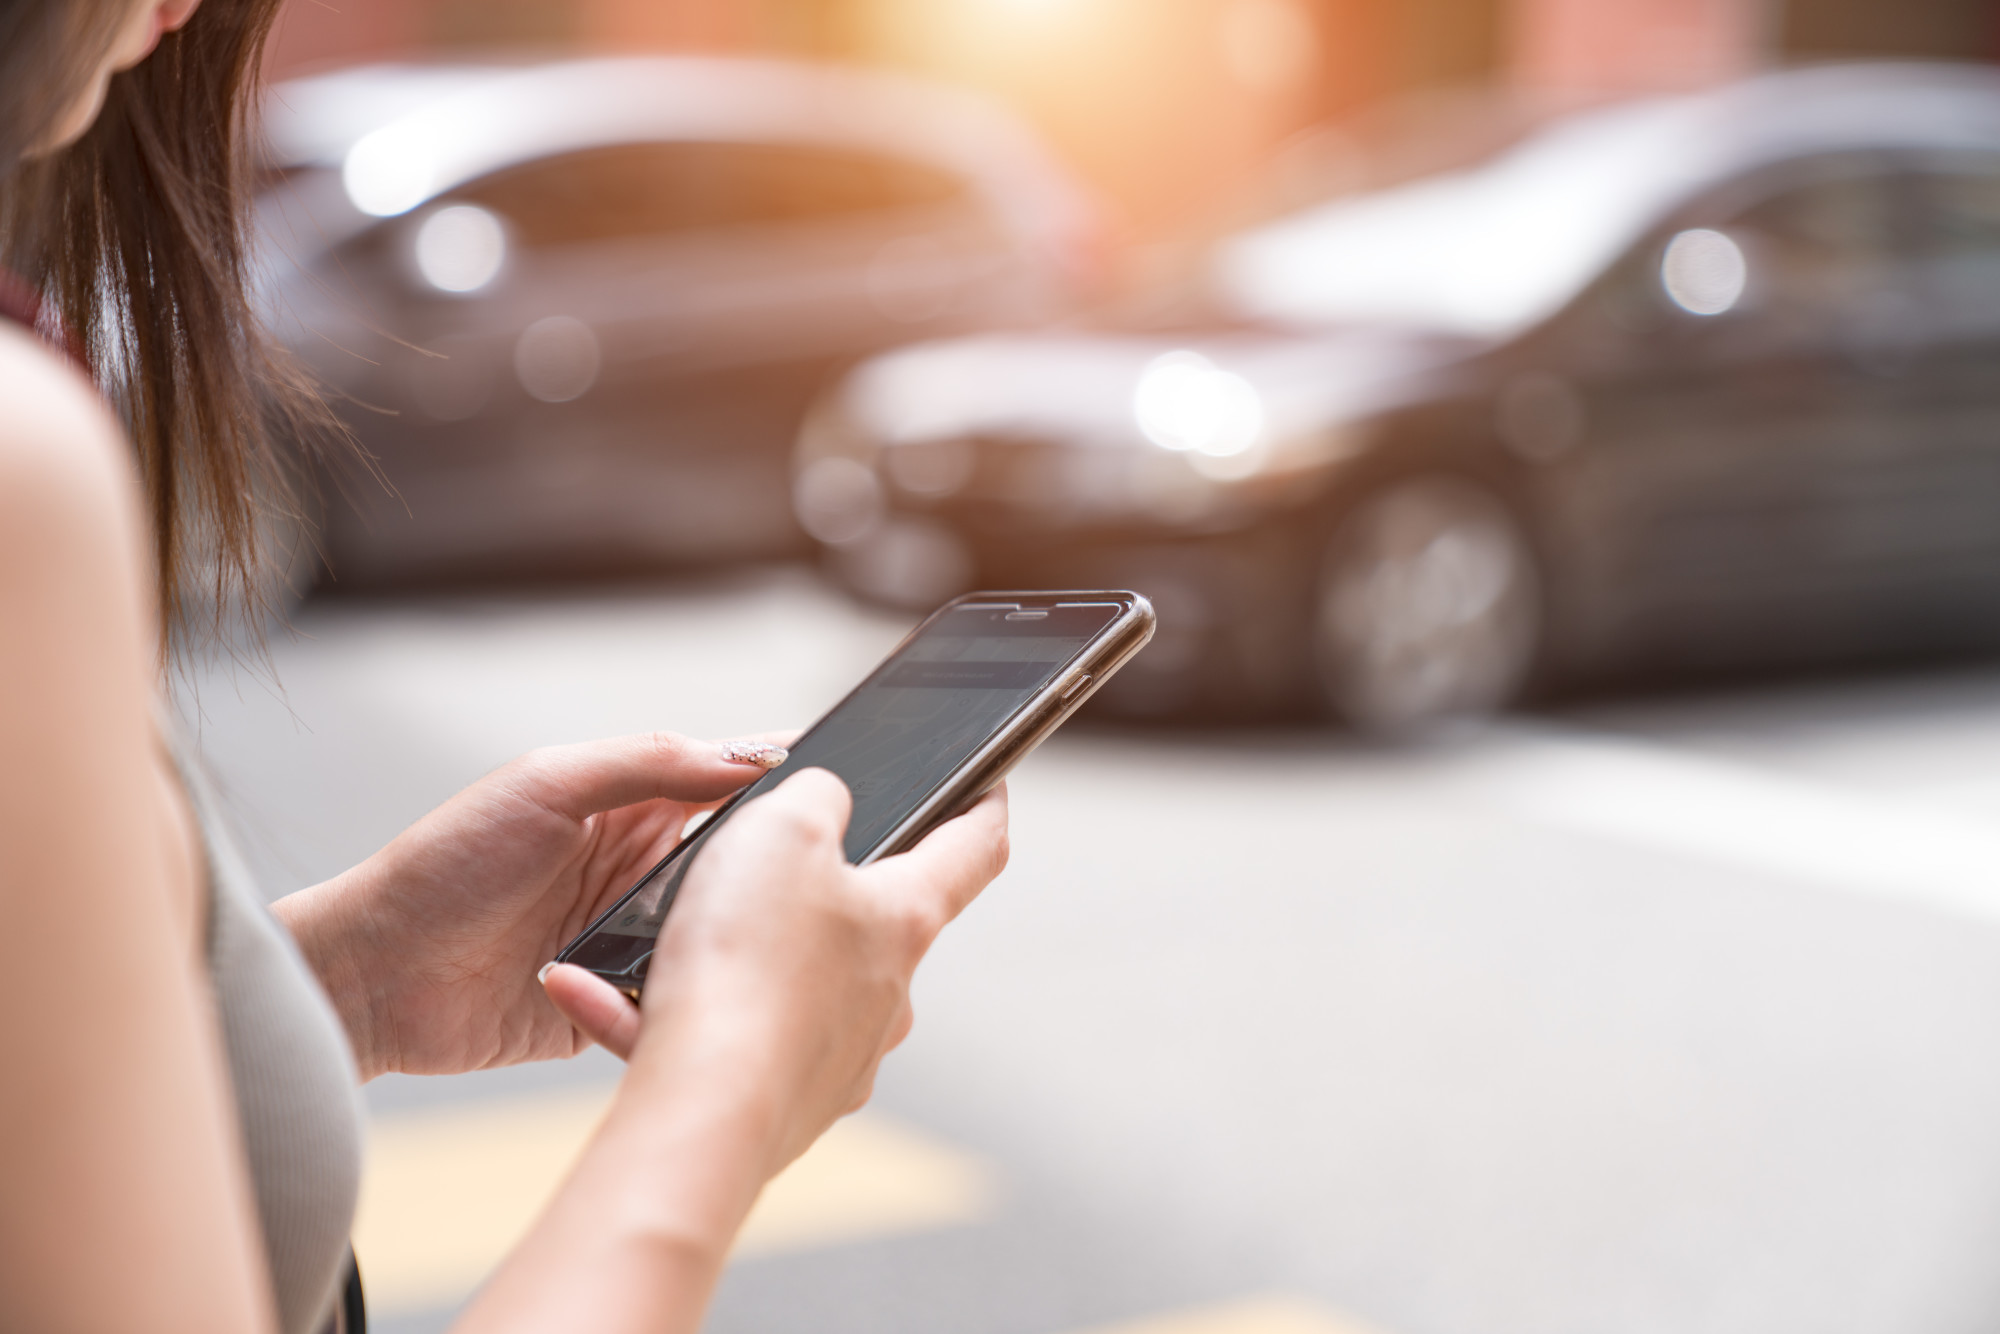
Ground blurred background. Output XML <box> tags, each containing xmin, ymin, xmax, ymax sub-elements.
<box><xmin>200</xmin><ymin>1</ymin><xmax>2000</xmax><ymax>1331</ymax></box>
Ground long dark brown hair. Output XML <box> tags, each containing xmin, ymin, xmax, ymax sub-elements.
<box><xmin>0</xmin><ymin>0</ymin><xmax>321</xmax><ymax>648</ymax></box>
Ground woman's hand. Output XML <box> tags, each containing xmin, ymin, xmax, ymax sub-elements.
<box><xmin>456</xmin><ymin>773</ymin><xmax>1007</xmax><ymax>1333</ymax></box>
<box><xmin>544</xmin><ymin>769</ymin><xmax>1010</xmax><ymax>1173</ymax></box>
<box><xmin>273</xmin><ymin>732</ymin><xmax>789</xmax><ymax>1081</ymax></box>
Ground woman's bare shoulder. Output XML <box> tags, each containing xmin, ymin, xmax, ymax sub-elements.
<box><xmin>0</xmin><ymin>321</ymin><xmax>140</xmax><ymax>547</ymax></box>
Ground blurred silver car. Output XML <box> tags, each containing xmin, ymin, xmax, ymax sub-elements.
<box><xmin>796</xmin><ymin>64</ymin><xmax>2000</xmax><ymax>729</ymax></box>
<box><xmin>256</xmin><ymin>56</ymin><xmax>1100</xmax><ymax>586</ymax></box>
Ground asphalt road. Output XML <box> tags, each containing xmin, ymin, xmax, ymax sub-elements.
<box><xmin>182</xmin><ymin>566</ymin><xmax>2000</xmax><ymax>1334</ymax></box>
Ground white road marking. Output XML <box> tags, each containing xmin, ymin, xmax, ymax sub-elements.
<box><xmin>352</xmin><ymin>1086</ymin><xmax>993</xmax><ymax>1315</ymax></box>
<box><xmin>1460</xmin><ymin>726</ymin><xmax>2000</xmax><ymax>924</ymax></box>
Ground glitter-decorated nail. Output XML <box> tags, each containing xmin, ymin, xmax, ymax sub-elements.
<box><xmin>720</xmin><ymin>741</ymin><xmax>789</xmax><ymax>769</ymax></box>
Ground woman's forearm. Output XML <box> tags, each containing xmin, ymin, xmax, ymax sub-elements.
<box><xmin>271</xmin><ymin>870</ymin><xmax>394</xmax><ymax>1080</ymax></box>
<box><xmin>451</xmin><ymin>1015</ymin><xmax>789</xmax><ymax>1334</ymax></box>
<box><xmin>282</xmin><ymin>865</ymin><xmax>791</xmax><ymax>1331</ymax></box>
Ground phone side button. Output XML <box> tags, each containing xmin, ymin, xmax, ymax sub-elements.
<box><xmin>1060</xmin><ymin>674</ymin><xmax>1093</xmax><ymax>701</ymax></box>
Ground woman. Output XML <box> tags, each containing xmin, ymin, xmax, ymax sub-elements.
<box><xmin>0</xmin><ymin>2</ymin><xmax>1011</xmax><ymax>1332</ymax></box>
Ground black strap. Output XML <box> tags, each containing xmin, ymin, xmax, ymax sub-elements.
<box><xmin>323</xmin><ymin>1248</ymin><xmax>366</xmax><ymax>1334</ymax></box>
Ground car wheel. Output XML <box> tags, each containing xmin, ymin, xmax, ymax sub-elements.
<box><xmin>1312</xmin><ymin>474</ymin><xmax>1541</xmax><ymax>734</ymax></box>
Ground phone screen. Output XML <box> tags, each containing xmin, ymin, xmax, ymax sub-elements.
<box><xmin>561</xmin><ymin>600</ymin><xmax>1122</xmax><ymax>977</ymax></box>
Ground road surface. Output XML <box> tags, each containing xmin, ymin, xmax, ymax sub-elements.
<box><xmin>181</xmin><ymin>567</ymin><xmax>2000</xmax><ymax>1334</ymax></box>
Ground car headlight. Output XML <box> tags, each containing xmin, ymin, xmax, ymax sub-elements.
<box><xmin>1161</xmin><ymin>413</ymin><xmax>1372</xmax><ymax>508</ymax></box>
<box><xmin>343</xmin><ymin>127</ymin><xmax>434</xmax><ymax>217</ymax></box>
<box><xmin>1132</xmin><ymin>350</ymin><xmax>1265</xmax><ymax>460</ymax></box>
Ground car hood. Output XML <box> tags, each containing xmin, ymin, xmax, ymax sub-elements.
<box><xmin>836</xmin><ymin>326</ymin><xmax>1477</xmax><ymax>458</ymax></box>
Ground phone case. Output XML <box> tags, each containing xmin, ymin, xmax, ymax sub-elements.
<box><xmin>852</xmin><ymin>590</ymin><xmax>1155</xmax><ymax>865</ymax></box>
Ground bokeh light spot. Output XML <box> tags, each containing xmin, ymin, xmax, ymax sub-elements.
<box><xmin>415</xmin><ymin>205</ymin><xmax>506</xmax><ymax>294</ymax></box>
<box><xmin>795</xmin><ymin>457</ymin><xmax>887</xmax><ymax>545</ymax></box>
<box><xmin>1661</xmin><ymin>228</ymin><xmax>1747</xmax><ymax>316</ymax></box>
<box><xmin>514</xmin><ymin>316</ymin><xmax>601</xmax><ymax>403</ymax></box>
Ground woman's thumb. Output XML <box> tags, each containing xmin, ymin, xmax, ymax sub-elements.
<box><xmin>540</xmin><ymin>962</ymin><xmax>641</xmax><ymax>1060</ymax></box>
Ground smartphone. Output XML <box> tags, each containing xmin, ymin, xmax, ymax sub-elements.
<box><xmin>554</xmin><ymin>590</ymin><xmax>1155</xmax><ymax>997</ymax></box>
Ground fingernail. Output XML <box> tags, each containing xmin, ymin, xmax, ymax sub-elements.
<box><xmin>720</xmin><ymin>741</ymin><xmax>789</xmax><ymax>769</ymax></box>
<box><xmin>537</xmin><ymin>962</ymin><xmax>557</xmax><ymax>984</ymax></box>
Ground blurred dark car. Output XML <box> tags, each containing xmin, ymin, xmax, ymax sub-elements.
<box><xmin>255</xmin><ymin>56</ymin><xmax>1100</xmax><ymax>587</ymax></box>
<box><xmin>795</xmin><ymin>64</ymin><xmax>2000</xmax><ymax>729</ymax></box>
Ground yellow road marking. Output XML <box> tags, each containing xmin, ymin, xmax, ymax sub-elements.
<box><xmin>1066</xmin><ymin>1296</ymin><xmax>1392</xmax><ymax>1334</ymax></box>
<box><xmin>352</xmin><ymin>1085</ymin><xmax>995</xmax><ymax>1315</ymax></box>
<box><xmin>735</xmin><ymin>1112</ymin><xmax>993</xmax><ymax>1255</ymax></box>
<box><xmin>353</xmin><ymin>1087</ymin><xmax>603</xmax><ymax>1315</ymax></box>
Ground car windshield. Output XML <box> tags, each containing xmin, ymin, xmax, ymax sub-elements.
<box><xmin>1213</xmin><ymin>97</ymin><xmax>1713</xmax><ymax>340</ymax></box>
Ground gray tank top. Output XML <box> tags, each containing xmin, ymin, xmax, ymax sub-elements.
<box><xmin>173</xmin><ymin>735</ymin><xmax>365</xmax><ymax>1334</ymax></box>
